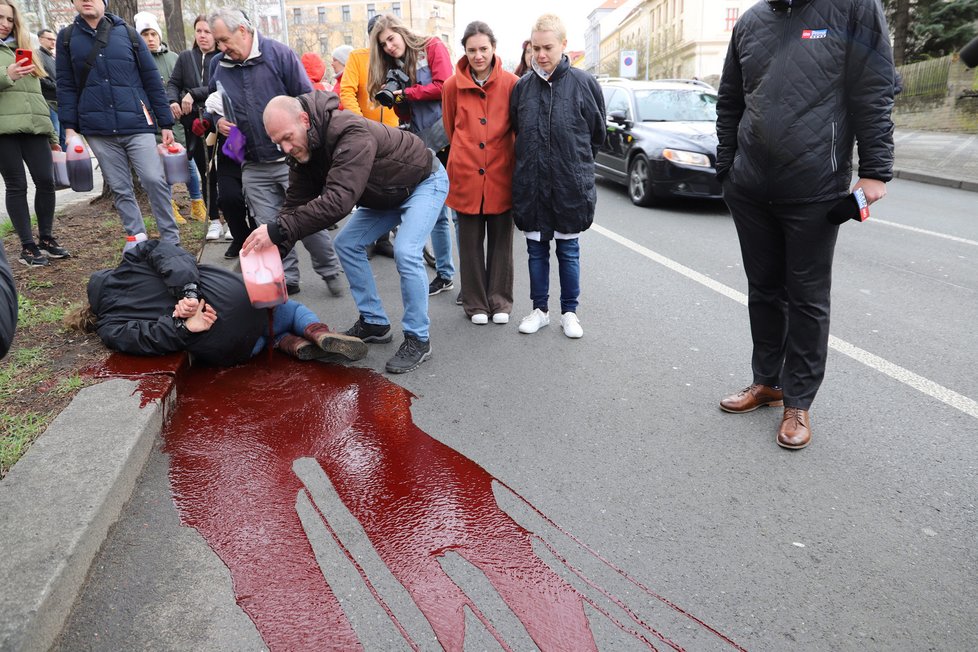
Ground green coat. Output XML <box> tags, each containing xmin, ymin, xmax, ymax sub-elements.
<box><xmin>0</xmin><ymin>43</ymin><xmax>57</xmax><ymax>143</ymax></box>
<box><xmin>150</xmin><ymin>45</ymin><xmax>185</xmax><ymax>144</ymax></box>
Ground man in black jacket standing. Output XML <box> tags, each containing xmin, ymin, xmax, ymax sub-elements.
<box><xmin>715</xmin><ymin>0</ymin><xmax>894</xmax><ymax>450</ymax></box>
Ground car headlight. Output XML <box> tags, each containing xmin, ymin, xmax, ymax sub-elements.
<box><xmin>662</xmin><ymin>149</ymin><xmax>712</xmax><ymax>168</ymax></box>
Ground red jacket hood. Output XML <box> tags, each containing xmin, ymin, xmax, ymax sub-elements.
<box><xmin>301</xmin><ymin>52</ymin><xmax>327</xmax><ymax>83</ymax></box>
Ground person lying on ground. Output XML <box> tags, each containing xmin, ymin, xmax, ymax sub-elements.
<box><xmin>0</xmin><ymin>246</ymin><xmax>16</xmax><ymax>359</ymax></box>
<box><xmin>64</xmin><ymin>240</ymin><xmax>366</xmax><ymax>365</ymax></box>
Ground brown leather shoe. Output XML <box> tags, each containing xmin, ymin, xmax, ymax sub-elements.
<box><xmin>303</xmin><ymin>323</ymin><xmax>368</xmax><ymax>361</ymax></box>
<box><xmin>719</xmin><ymin>384</ymin><xmax>784</xmax><ymax>413</ymax></box>
<box><xmin>777</xmin><ymin>407</ymin><xmax>811</xmax><ymax>450</ymax></box>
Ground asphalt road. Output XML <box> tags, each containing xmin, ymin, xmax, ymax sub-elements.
<box><xmin>57</xmin><ymin>179</ymin><xmax>978</xmax><ymax>651</ymax></box>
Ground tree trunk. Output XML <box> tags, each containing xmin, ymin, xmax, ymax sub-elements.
<box><xmin>113</xmin><ymin>0</ymin><xmax>138</xmax><ymax>26</ymax></box>
<box><xmin>162</xmin><ymin>0</ymin><xmax>186</xmax><ymax>52</ymax></box>
<box><xmin>891</xmin><ymin>0</ymin><xmax>911</xmax><ymax>65</ymax></box>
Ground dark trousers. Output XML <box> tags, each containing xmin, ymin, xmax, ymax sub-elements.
<box><xmin>0</xmin><ymin>134</ymin><xmax>56</xmax><ymax>246</ymax></box>
<box><xmin>458</xmin><ymin>211</ymin><xmax>514</xmax><ymax>317</ymax></box>
<box><xmin>217</xmin><ymin>167</ymin><xmax>252</xmax><ymax>246</ymax></box>
<box><xmin>723</xmin><ymin>181</ymin><xmax>840</xmax><ymax>410</ymax></box>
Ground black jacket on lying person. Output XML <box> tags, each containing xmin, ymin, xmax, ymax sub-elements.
<box><xmin>0</xmin><ymin>247</ymin><xmax>16</xmax><ymax>359</ymax></box>
<box><xmin>87</xmin><ymin>240</ymin><xmax>265</xmax><ymax>366</ymax></box>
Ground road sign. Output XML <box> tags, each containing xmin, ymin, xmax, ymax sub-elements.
<box><xmin>620</xmin><ymin>50</ymin><xmax>638</xmax><ymax>78</ymax></box>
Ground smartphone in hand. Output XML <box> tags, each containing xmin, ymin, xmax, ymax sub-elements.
<box><xmin>14</xmin><ymin>48</ymin><xmax>33</xmax><ymax>66</ymax></box>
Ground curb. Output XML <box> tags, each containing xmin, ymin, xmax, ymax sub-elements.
<box><xmin>0</xmin><ymin>373</ymin><xmax>178</xmax><ymax>652</ymax></box>
<box><xmin>893</xmin><ymin>168</ymin><xmax>978</xmax><ymax>192</ymax></box>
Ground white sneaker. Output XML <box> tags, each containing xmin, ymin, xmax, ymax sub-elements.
<box><xmin>560</xmin><ymin>312</ymin><xmax>583</xmax><ymax>339</ymax></box>
<box><xmin>206</xmin><ymin>220</ymin><xmax>223</xmax><ymax>241</ymax></box>
<box><xmin>492</xmin><ymin>313</ymin><xmax>509</xmax><ymax>324</ymax></box>
<box><xmin>471</xmin><ymin>313</ymin><xmax>489</xmax><ymax>325</ymax></box>
<box><xmin>224</xmin><ymin>224</ymin><xmax>234</xmax><ymax>240</ymax></box>
<box><xmin>518</xmin><ymin>309</ymin><xmax>550</xmax><ymax>334</ymax></box>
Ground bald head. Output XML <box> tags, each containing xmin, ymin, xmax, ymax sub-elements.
<box><xmin>263</xmin><ymin>96</ymin><xmax>312</xmax><ymax>163</ymax></box>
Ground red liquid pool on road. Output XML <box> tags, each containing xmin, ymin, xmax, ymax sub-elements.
<box><xmin>100</xmin><ymin>354</ymin><xmax>747</xmax><ymax>651</ymax></box>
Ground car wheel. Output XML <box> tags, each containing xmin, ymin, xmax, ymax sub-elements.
<box><xmin>628</xmin><ymin>155</ymin><xmax>656</xmax><ymax>207</ymax></box>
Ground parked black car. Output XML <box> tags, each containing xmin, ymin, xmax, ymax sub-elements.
<box><xmin>595</xmin><ymin>78</ymin><xmax>722</xmax><ymax>206</ymax></box>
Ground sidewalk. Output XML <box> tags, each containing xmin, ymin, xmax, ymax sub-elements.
<box><xmin>892</xmin><ymin>129</ymin><xmax>978</xmax><ymax>190</ymax></box>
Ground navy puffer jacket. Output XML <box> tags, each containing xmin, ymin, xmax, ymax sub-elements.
<box><xmin>56</xmin><ymin>14</ymin><xmax>174</xmax><ymax>135</ymax></box>
<box><xmin>509</xmin><ymin>56</ymin><xmax>606</xmax><ymax>238</ymax></box>
<box><xmin>716</xmin><ymin>0</ymin><xmax>895</xmax><ymax>203</ymax></box>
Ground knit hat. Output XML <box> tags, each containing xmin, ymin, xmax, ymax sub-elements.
<box><xmin>133</xmin><ymin>12</ymin><xmax>162</xmax><ymax>38</ymax></box>
<box><xmin>331</xmin><ymin>44</ymin><xmax>353</xmax><ymax>66</ymax></box>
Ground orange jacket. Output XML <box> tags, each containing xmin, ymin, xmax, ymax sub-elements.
<box><xmin>442</xmin><ymin>56</ymin><xmax>518</xmax><ymax>215</ymax></box>
<box><xmin>338</xmin><ymin>48</ymin><xmax>399</xmax><ymax>127</ymax></box>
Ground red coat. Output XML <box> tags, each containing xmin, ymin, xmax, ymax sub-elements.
<box><xmin>442</xmin><ymin>56</ymin><xmax>518</xmax><ymax>215</ymax></box>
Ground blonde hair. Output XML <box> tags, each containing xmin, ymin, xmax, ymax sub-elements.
<box><xmin>367</xmin><ymin>13</ymin><xmax>432</xmax><ymax>102</ymax></box>
<box><xmin>64</xmin><ymin>302</ymin><xmax>98</xmax><ymax>333</ymax></box>
<box><xmin>532</xmin><ymin>13</ymin><xmax>566</xmax><ymax>42</ymax></box>
<box><xmin>0</xmin><ymin>0</ymin><xmax>46</xmax><ymax>78</ymax></box>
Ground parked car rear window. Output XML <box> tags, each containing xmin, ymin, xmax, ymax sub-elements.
<box><xmin>635</xmin><ymin>90</ymin><xmax>718</xmax><ymax>122</ymax></box>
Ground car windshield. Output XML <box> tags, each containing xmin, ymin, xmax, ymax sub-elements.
<box><xmin>634</xmin><ymin>89</ymin><xmax>718</xmax><ymax>122</ymax></box>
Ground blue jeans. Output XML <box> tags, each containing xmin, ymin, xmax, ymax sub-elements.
<box><xmin>49</xmin><ymin>108</ymin><xmax>66</xmax><ymax>150</ymax></box>
<box><xmin>526</xmin><ymin>237</ymin><xmax>580</xmax><ymax>314</ymax></box>
<box><xmin>430</xmin><ymin>204</ymin><xmax>455</xmax><ymax>279</ymax></box>
<box><xmin>249</xmin><ymin>299</ymin><xmax>319</xmax><ymax>356</ymax></box>
<box><xmin>334</xmin><ymin>163</ymin><xmax>449</xmax><ymax>341</ymax></box>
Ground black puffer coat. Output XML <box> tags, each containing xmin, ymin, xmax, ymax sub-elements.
<box><xmin>716</xmin><ymin>0</ymin><xmax>895</xmax><ymax>203</ymax></box>
<box><xmin>88</xmin><ymin>241</ymin><xmax>266</xmax><ymax>366</ymax></box>
<box><xmin>509</xmin><ymin>56</ymin><xmax>605</xmax><ymax>238</ymax></box>
<box><xmin>0</xmin><ymin>247</ymin><xmax>16</xmax><ymax>360</ymax></box>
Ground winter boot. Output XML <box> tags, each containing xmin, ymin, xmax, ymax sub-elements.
<box><xmin>304</xmin><ymin>323</ymin><xmax>368</xmax><ymax>361</ymax></box>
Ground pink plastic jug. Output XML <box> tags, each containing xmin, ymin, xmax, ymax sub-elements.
<box><xmin>51</xmin><ymin>151</ymin><xmax>69</xmax><ymax>189</ymax></box>
<box><xmin>65</xmin><ymin>136</ymin><xmax>93</xmax><ymax>192</ymax></box>
<box><xmin>158</xmin><ymin>143</ymin><xmax>190</xmax><ymax>184</ymax></box>
<box><xmin>240</xmin><ymin>247</ymin><xmax>287</xmax><ymax>308</ymax></box>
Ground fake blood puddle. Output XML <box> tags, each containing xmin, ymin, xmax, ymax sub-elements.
<box><xmin>104</xmin><ymin>353</ymin><xmax>746</xmax><ymax>651</ymax></box>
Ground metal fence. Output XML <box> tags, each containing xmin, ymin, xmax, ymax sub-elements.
<box><xmin>897</xmin><ymin>55</ymin><xmax>952</xmax><ymax>98</ymax></box>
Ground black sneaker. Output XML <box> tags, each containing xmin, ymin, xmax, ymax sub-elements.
<box><xmin>286</xmin><ymin>283</ymin><xmax>300</xmax><ymax>296</ymax></box>
<box><xmin>224</xmin><ymin>242</ymin><xmax>242</xmax><ymax>259</ymax></box>
<box><xmin>18</xmin><ymin>242</ymin><xmax>49</xmax><ymax>267</ymax></box>
<box><xmin>344</xmin><ymin>316</ymin><xmax>393</xmax><ymax>343</ymax></box>
<box><xmin>38</xmin><ymin>236</ymin><xmax>70</xmax><ymax>259</ymax></box>
<box><xmin>385</xmin><ymin>333</ymin><xmax>431</xmax><ymax>374</ymax></box>
<box><xmin>428</xmin><ymin>275</ymin><xmax>454</xmax><ymax>296</ymax></box>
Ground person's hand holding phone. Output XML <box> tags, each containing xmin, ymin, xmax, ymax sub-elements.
<box><xmin>7</xmin><ymin>50</ymin><xmax>35</xmax><ymax>81</ymax></box>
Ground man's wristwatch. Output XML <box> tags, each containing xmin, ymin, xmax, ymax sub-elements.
<box><xmin>181</xmin><ymin>283</ymin><xmax>199</xmax><ymax>300</ymax></box>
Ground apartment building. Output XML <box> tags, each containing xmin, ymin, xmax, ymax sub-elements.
<box><xmin>284</xmin><ymin>0</ymin><xmax>455</xmax><ymax>60</ymax></box>
<box><xmin>594</xmin><ymin>0</ymin><xmax>756</xmax><ymax>84</ymax></box>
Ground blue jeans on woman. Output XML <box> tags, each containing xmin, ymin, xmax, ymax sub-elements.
<box><xmin>526</xmin><ymin>237</ymin><xmax>580</xmax><ymax>315</ymax></box>
<box><xmin>430</xmin><ymin>204</ymin><xmax>456</xmax><ymax>279</ymax></box>
<box><xmin>334</xmin><ymin>163</ymin><xmax>449</xmax><ymax>341</ymax></box>
<box><xmin>249</xmin><ymin>299</ymin><xmax>319</xmax><ymax>356</ymax></box>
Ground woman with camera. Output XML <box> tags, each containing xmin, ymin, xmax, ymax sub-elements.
<box><xmin>442</xmin><ymin>21</ymin><xmax>518</xmax><ymax>325</ymax></box>
<box><xmin>367</xmin><ymin>13</ymin><xmax>456</xmax><ymax>297</ymax></box>
<box><xmin>0</xmin><ymin>0</ymin><xmax>67</xmax><ymax>268</ymax></box>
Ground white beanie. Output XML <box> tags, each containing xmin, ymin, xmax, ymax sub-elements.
<box><xmin>332</xmin><ymin>44</ymin><xmax>354</xmax><ymax>66</ymax></box>
<box><xmin>134</xmin><ymin>12</ymin><xmax>163</xmax><ymax>39</ymax></box>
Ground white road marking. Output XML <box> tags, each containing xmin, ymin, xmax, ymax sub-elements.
<box><xmin>591</xmin><ymin>223</ymin><xmax>978</xmax><ymax>420</ymax></box>
<box><xmin>872</xmin><ymin>218</ymin><xmax>978</xmax><ymax>247</ymax></box>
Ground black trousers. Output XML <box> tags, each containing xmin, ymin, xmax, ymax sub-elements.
<box><xmin>0</xmin><ymin>134</ymin><xmax>56</xmax><ymax>246</ymax></box>
<box><xmin>186</xmin><ymin>131</ymin><xmax>220</xmax><ymax>221</ymax></box>
<box><xmin>723</xmin><ymin>180</ymin><xmax>840</xmax><ymax>410</ymax></box>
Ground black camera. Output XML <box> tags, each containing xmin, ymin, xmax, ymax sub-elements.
<box><xmin>374</xmin><ymin>68</ymin><xmax>411</xmax><ymax>108</ymax></box>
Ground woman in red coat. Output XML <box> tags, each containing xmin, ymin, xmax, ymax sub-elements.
<box><xmin>442</xmin><ymin>22</ymin><xmax>518</xmax><ymax>324</ymax></box>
